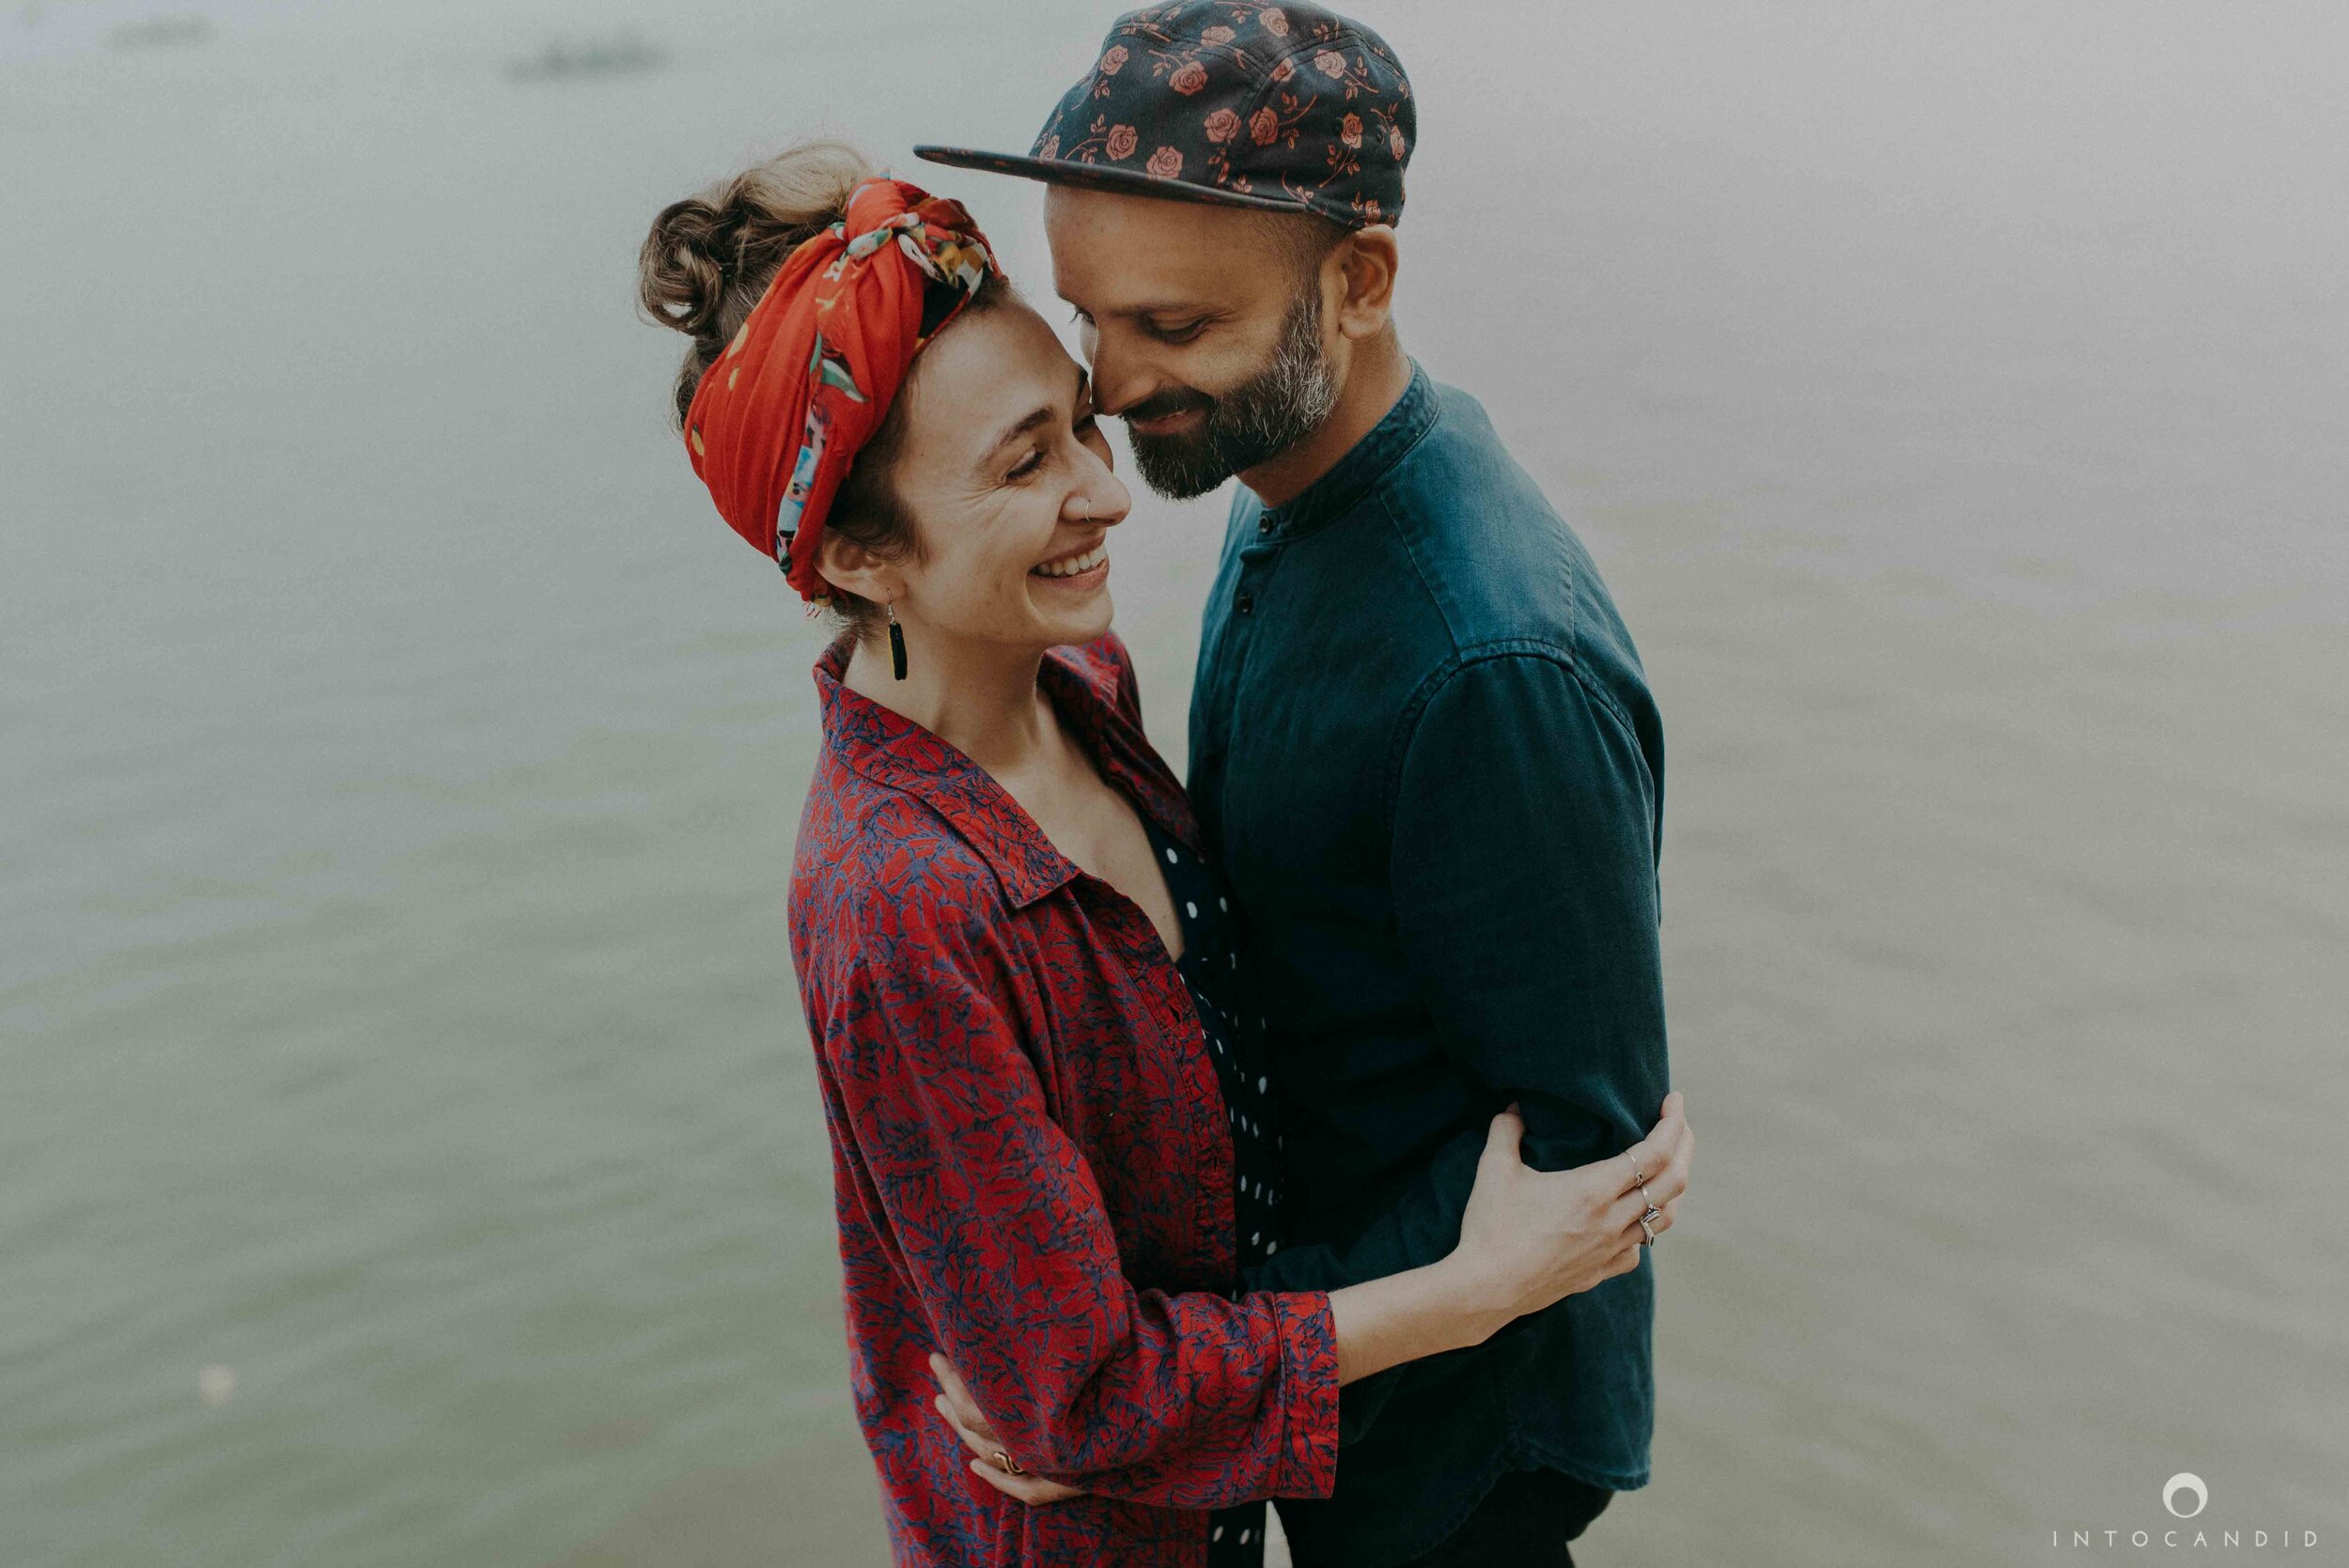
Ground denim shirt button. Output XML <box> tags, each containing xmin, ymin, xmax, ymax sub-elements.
<box><xmin>1236</xmin><ymin>593</ymin><xmax>1254</xmax><ymax>615</ymax></box>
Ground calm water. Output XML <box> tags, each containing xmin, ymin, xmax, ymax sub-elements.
<box><xmin>5</xmin><ymin>3</ymin><xmax>2344</xmax><ymax>1564</ymax></box>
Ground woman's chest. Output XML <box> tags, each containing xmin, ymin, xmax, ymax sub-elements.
<box><xmin>1008</xmin><ymin>893</ymin><xmax>1235</xmax><ymax>1289</ymax></box>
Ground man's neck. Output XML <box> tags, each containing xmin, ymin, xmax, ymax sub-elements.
<box><xmin>1237</xmin><ymin>333</ymin><xmax>1412</xmax><ymax>509</ymax></box>
<box><xmin>841</xmin><ymin>628</ymin><xmax>1054</xmax><ymax>779</ymax></box>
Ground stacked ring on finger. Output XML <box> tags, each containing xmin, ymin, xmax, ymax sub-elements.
<box><xmin>991</xmin><ymin>1450</ymin><xmax>1026</xmax><ymax>1476</ymax></box>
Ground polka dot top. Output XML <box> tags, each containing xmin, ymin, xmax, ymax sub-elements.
<box><xmin>1140</xmin><ymin>815</ymin><xmax>1283</xmax><ymax>1568</ymax></box>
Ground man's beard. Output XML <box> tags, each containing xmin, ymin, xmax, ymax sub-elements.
<box><xmin>1123</xmin><ymin>289</ymin><xmax>1341</xmax><ymax>501</ymax></box>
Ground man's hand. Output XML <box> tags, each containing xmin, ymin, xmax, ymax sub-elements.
<box><xmin>927</xmin><ymin>1352</ymin><xmax>1086</xmax><ymax>1506</ymax></box>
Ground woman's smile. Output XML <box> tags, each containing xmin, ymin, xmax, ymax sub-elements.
<box><xmin>1030</xmin><ymin>540</ymin><xmax>1110</xmax><ymax>585</ymax></box>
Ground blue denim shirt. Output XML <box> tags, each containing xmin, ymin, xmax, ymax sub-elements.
<box><xmin>1193</xmin><ymin>361</ymin><xmax>1670</xmax><ymax>1567</ymax></box>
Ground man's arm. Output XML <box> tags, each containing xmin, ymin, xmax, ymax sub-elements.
<box><xmin>1247</xmin><ymin>646</ymin><xmax>1670</xmax><ymax>1433</ymax></box>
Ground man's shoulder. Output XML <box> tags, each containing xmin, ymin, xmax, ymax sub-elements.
<box><xmin>1378</xmin><ymin>378</ymin><xmax>1643</xmax><ymax>680</ymax></box>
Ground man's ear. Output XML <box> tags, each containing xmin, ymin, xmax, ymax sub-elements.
<box><xmin>816</xmin><ymin>532</ymin><xmax>900</xmax><ymax>607</ymax></box>
<box><xmin>1331</xmin><ymin>225</ymin><xmax>1399</xmax><ymax>339</ymax></box>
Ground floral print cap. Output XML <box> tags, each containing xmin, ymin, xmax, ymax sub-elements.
<box><xmin>916</xmin><ymin>1</ymin><xmax>1414</xmax><ymax>230</ymax></box>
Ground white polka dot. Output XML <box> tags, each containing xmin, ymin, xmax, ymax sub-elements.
<box><xmin>1186</xmin><ymin>901</ymin><xmax>1198</xmax><ymax>917</ymax></box>
<box><xmin>1257</xmin><ymin>1077</ymin><xmax>1268</xmax><ymax>1093</ymax></box>
<box><xmin>1212</xmin><ymin>1526</ymin><xmax>1224</xmax><ymax>1541</ymax></box>
<box><xmin>1240</xmin><ymin>1529</ymin><xmax>1252</xmax><ymax>1545</ymax></box>
<box><xmin>1220</xmin><ymin>897</ymin><xmax>1228</xmax><ymax>911</ymax></box>
<box><xmin>1164</xmin><ymin>846</ymin><xmax>1179</xmax><ymax>864</ymax></box>
<box><xmin>1229</xmin><ymin>953</ymin><xmax>1238</xmax><ymax>968</ymax></box>
<box><xmin>1267</xmin><ymin>1240</ymin><xmax>1279</xmax><ymax>1254</ymax></box>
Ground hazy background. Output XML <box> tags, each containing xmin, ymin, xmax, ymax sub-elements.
<box><xmin>5</xmin><ymin>1</ymin><xmax>2344</xmax><ymax>1563</ymax></box>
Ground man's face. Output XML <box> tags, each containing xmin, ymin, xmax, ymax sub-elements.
<box><xmin>1045</xmin><ymin>187</ymin><xmax>1341</xmax><ymax>499</ymax></box>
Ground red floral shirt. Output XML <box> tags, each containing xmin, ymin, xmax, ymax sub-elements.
<box><xmin>787</xmin><ymin>631</ymin><xmax>1340</xmax><ymax>1568</ymax></box>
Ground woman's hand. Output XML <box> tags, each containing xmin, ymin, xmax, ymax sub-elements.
<box><xmin>1446</xmin><ymin>1091</ymin><xmax>1692</xmax><ymax>1327</ymax></box>
<box><xmin>928</xmin><ymin>1353</ymin><xmax>1086</xmax><ymax>1506</ymax></box>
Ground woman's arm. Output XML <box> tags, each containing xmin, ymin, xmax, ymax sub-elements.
<box><xmin>813</xmin><ymin>903</ymin><xmax>1342</xmax><ymax>1513</ymax></box>
<box><xmin>1328</xmin><ymin>1093</ymin><xmax>1688</xmax><ymax>1380</ymax></box>
<box><xmin>937</xmin><ymin>1094</ymin><xmax>1694</xmax><ymax>1504</ymax></box>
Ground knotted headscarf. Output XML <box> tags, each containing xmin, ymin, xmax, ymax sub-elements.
<box><xmin>684</xmin><ymin>177</ymin><xmax>996</xmax><ymax>601</ymax></box>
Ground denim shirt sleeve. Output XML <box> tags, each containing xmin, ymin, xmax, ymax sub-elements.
<box><xmin>1244</xmin><ymin>646</ymin><xmax>1670</xmax><ymax>1437</ymax></box>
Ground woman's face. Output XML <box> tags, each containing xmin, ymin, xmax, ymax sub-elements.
<box><xmin>859</xmin><ymin>298</ymin><xmax>1132</xmax><ymax>658</ymax></box>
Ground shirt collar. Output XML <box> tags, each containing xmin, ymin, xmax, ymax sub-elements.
<box><xmin>1254</xmin><ymin>358</ymin><xmax>1439</xmax><ymax>541</ymax></box>
<box><xmin>811</xmin><ymin>635</ymin><xmax>1199</xmax><ymax>911</ymax></box>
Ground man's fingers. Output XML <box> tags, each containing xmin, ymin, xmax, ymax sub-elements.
<box><xmin>928</xmin><ymin>1354</ymin><xmax>998</xmax><ymax>1440</ymax></box>
<box><xmin>967</xmin><ymin>1459</ymin><xmax>1081</xmax><ymax>1506</ymax></box>
<box><xmin>934</xmin><ymin>1395</ymin><xmax>1000</xmax><ymax>1463</ymax></box>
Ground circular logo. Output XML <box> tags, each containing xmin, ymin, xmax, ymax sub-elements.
<box><xmin>2163</xmin><ymin>1473</ymin><xmax>2209</xmax><ymax>1519</ymax></box>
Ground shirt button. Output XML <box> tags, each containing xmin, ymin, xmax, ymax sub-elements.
<box><xmin>1257</xmin><ymin>515</ymin><xmax>1274</xmax><ymax>534</ymax></box>
<box><xmin>1236</xmin><ymin>593</ymin><xmax>1254</xmax><ymax>615</ymax></box>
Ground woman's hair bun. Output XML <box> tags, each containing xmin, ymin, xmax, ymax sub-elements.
<box><xmin>637</xmin><ymin>136</ymin><xmax>878</xmax><ymax>419</ymax></box>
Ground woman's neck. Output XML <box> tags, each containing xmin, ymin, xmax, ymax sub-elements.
<box><xmin>840</xmin><ymin>627</ymin><xmax>1054</xmax><ymax>776</ymax></box>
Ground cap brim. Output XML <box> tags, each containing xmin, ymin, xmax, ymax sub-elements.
<box><xmin>913</xmin><ymin>144</ymin><xmax>1311</xmax><ymax>214</ymax></box>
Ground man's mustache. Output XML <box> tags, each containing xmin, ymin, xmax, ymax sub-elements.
<box><xmin>1117</xmin><ymin>387</ymin><xmax>1215</xmax><ymax>426</ymax></box>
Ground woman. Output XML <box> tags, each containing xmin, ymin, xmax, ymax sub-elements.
<box><xmin>637</xmin><ymin>141</ymin><xmax>1692</xmax><ymax>1568</ymax></box>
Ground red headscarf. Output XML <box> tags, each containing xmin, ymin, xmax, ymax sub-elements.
<box><xmin>684</xmin><ymin>177</ymin><xmax>996</xmax><ymax>601</ymax></box>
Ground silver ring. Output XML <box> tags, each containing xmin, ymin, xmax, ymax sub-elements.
<box><xmin>1640</xmin><ymin>1203</ymin><xmax>1664</xmax><ymax>1247</ymax></box>
<box><xmin>1627</xmin><ymin>1155</ymin><xmax>1646</xmax><ymax>1188</ymax></box>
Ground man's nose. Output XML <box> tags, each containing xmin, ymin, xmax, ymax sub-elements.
<box><xmin>1085</xmin><ymin>334</ymin><xmax>1153</xmax><ymax>422</ymax></box>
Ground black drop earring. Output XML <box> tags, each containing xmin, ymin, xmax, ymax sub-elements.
<box><xmin>886</xmin><ymin>603</ymin><xmax>908</xmax><ymax>681</ymax></box>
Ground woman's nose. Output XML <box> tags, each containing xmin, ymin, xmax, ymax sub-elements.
<box><xmin>1077</xmin><ymin>468</ymin><xmax>1130</xmax><ymax>528</ymax></box>
<box><xmin>1070</xmin><ymin>443</ymin><xmax>1130</xmax><ymax>527</ymax></box>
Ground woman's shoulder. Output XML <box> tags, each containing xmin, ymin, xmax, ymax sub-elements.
<box><xmin>791</xmin><ymin>768</ymin><xmax>997</xmax><ymax>934</ymax></box>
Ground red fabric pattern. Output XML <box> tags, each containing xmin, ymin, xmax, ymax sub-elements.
<box><xmin>684</xmin><ymin>177</ymin><xmax>993</xmax><ymax>599</ymax></box>
<box><xmin>787</xmin><ymin>631</ymin><xmax>1341</xmax><ymax>1566</ymax></box>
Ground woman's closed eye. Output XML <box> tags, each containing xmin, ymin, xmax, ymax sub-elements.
<box><xmin>1007</xmin><ymin>413</ymin><xmax>1100</xmax><ymax>482</ymax></box>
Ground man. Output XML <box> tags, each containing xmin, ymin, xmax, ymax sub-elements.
<box><xmin>917</xmin><ymin>5</ymin><xmax>1674</xmax><ymax>1563</ymax></box>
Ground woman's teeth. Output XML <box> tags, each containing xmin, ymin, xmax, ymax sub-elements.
<box><xmin>1031</xmin><ymin>544</ymin><xmax>1108</xmax><ymax>579</ymax></box>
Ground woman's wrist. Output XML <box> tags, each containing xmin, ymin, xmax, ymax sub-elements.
<box><xmin>1329</xmin><ymin>1256</ymin><xmax>1506</xmax><ymax>1385</ymax></box>
<box><xmin>1425</xmin><ymin>1253</ymin><xmax>1515</xmax><ymax>1352</ymax></box>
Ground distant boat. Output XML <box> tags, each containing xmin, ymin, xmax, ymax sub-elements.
<box><xmin>506</xmin><ymin>30</ymin><xmax>667</xmax><ymax>82</ymax></box>
<box><xmin>107</xmin><ymin>15</ymin><xmax>213</xmax><ymax>51</ymax></box>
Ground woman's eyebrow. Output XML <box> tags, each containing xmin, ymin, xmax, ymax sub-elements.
<box><xmin>984</xmin><ymin>368</ymin><xmax>1095</xmax><ymax>458</ymax></box>
<box><xmin>984</xmin><ymin>405</ymin><xmax>1056</xmax><ymax>459</ymax></box>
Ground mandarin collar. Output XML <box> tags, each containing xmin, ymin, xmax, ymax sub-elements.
<box><xmin>1253</xmin><ymin>359</ymin><xmax>1439</xmax><ymax>542</ymax></box>
<box><xmin>811</xmin><ymin>635</ymin><xmax>1199</xmax><ymax>910</ymax></box>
